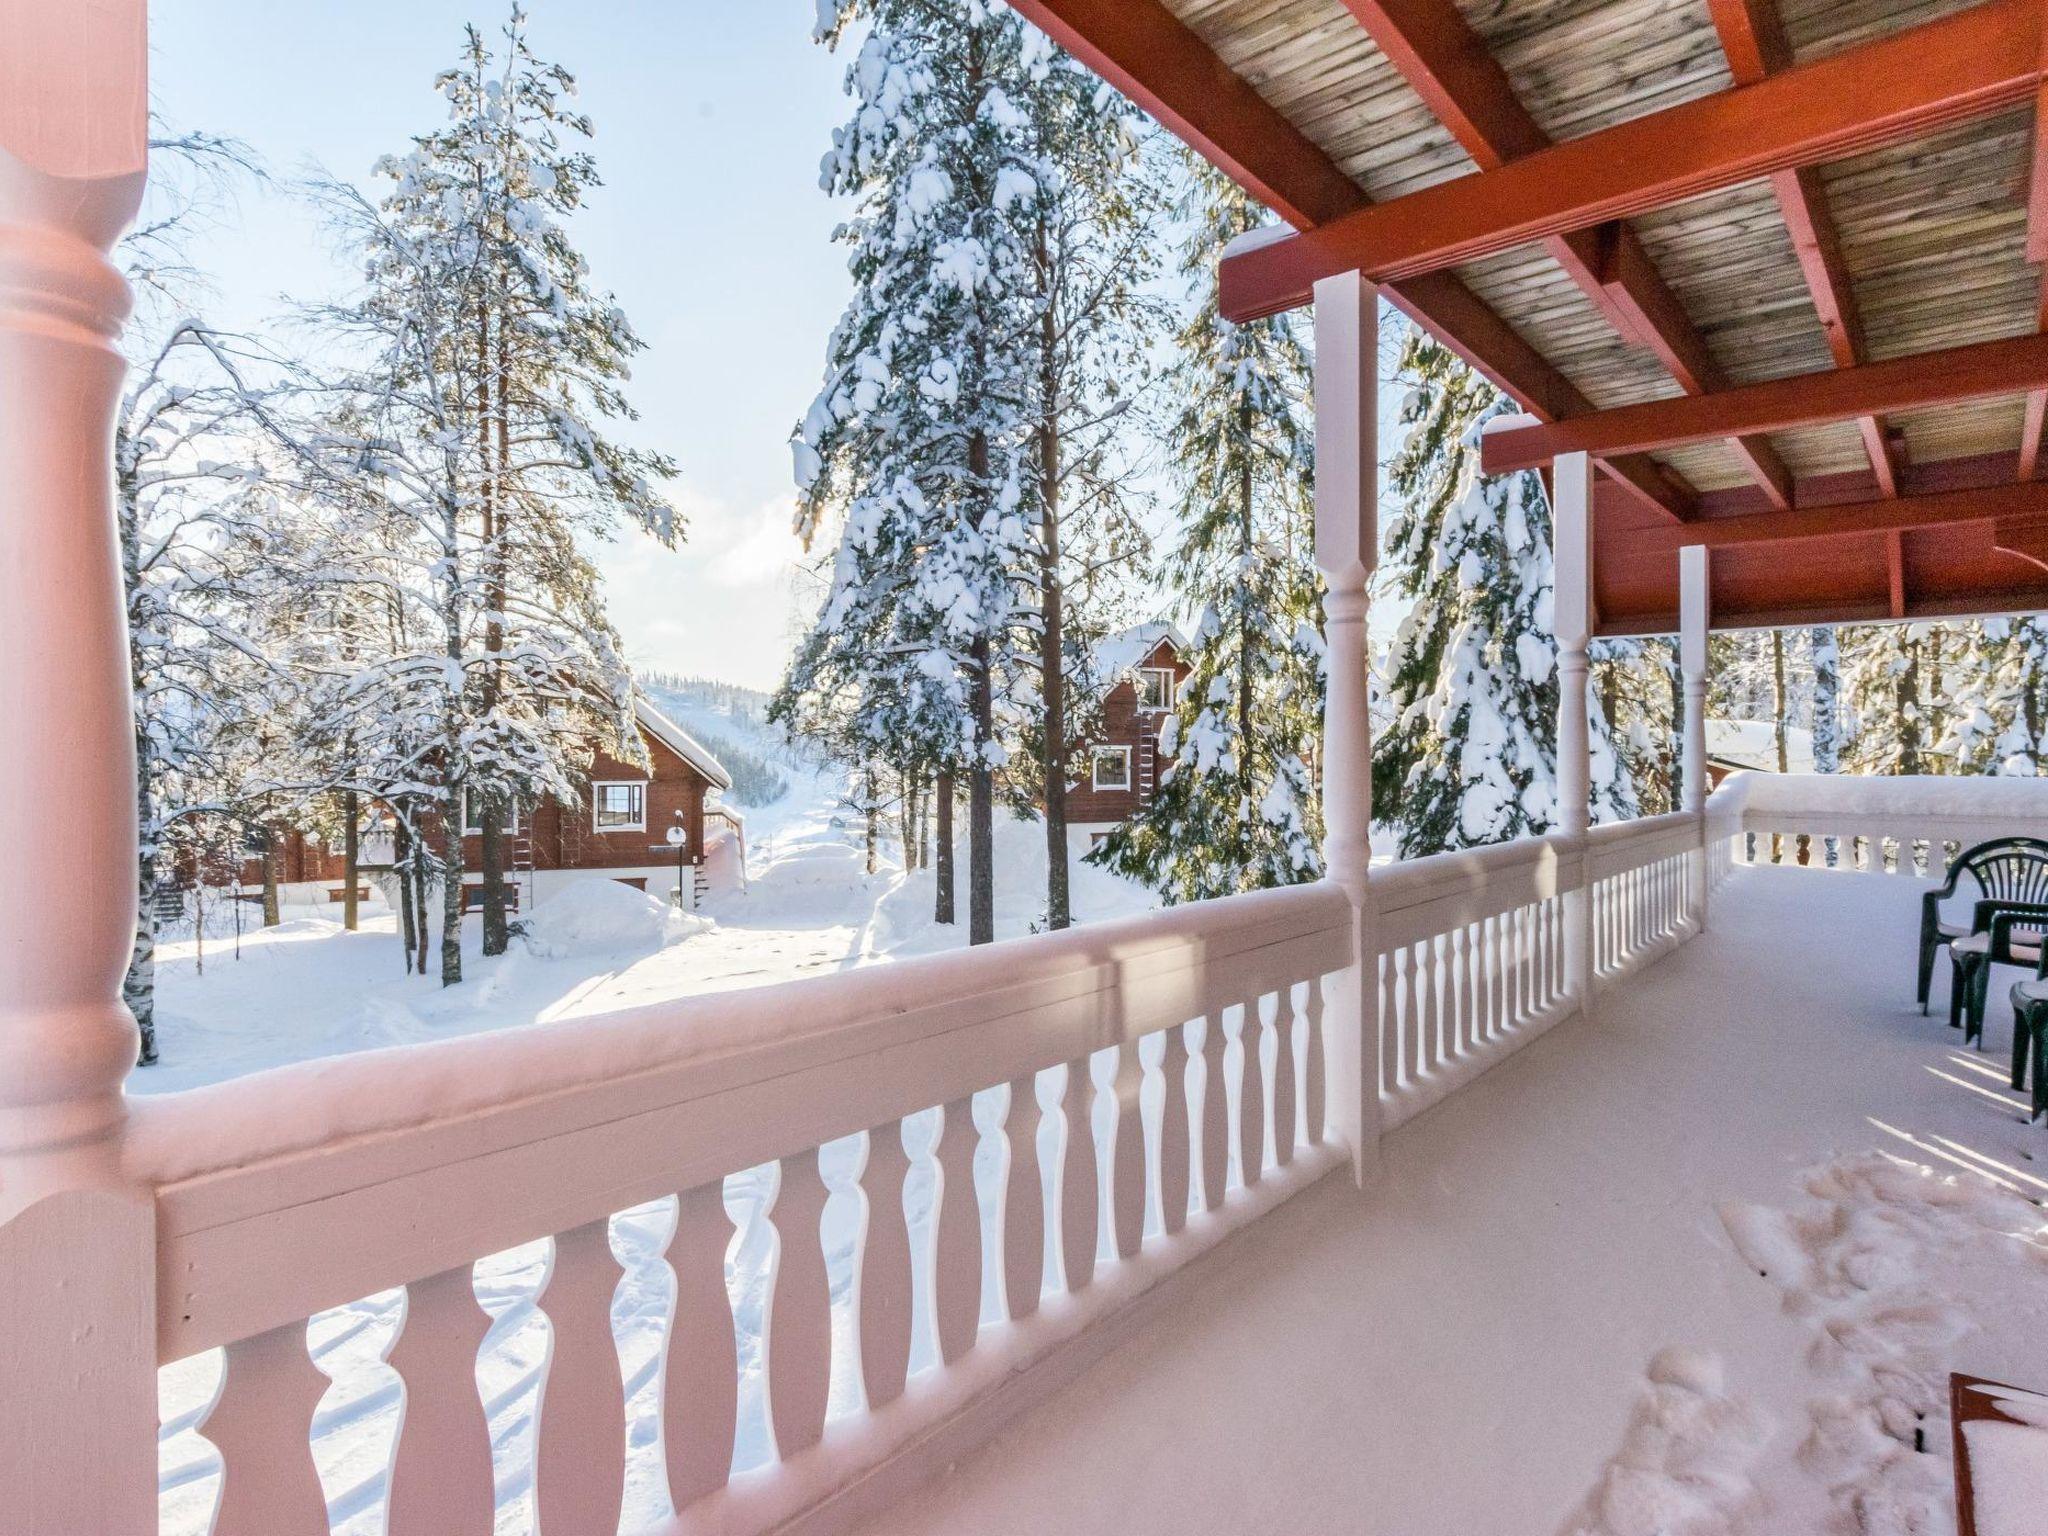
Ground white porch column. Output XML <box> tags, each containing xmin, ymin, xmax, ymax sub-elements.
<box><xmin>1679</xmin><ymin>544</ymin><xmax>1711</xmax><ymax>931</ymax></box>
<box><xmin>1313</xmin><ymin>270</ymin><xmax>1380</xmax><ymax>1186</ymax></box>
<box><xmin>1552</xmin><ymin>452</ymin><xmax>1596</xmax><ymax>1015</ymax></box>
<box><xmin>0</xmin><ymin>6</ymin><xmax>157</xmax><ymax>1531</ymax></box>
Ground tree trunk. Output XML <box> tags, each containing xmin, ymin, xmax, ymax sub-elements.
<box><xmin>1666</xmin><ymin>646</ymin><xmax>1685</xmax><ymax>813</ymax></box>
<box><xmin>863</xmin><ymin>764</ymin><xmax>879</xmax><ymax>876</ymax></box>
<box><xmin>342</xmin><ymin>789</ymin><xmax>360</xmax><ymax>932</ymax></box>
<box><xmin>261</xmin><ymin>827</ymin><xmax>282</xmax><ymax>928</ymax></box>
<box><xmin>1237</xmin><ymin>437</ymin><xmax>1257</xmax><ymax>887</ymax></box>
<box><xmin>970</xmin><ymin>634</ymin><xmax>996</xmax><ymax>946</ymax></box>
<box><xmin>1770</xmin><ymin>630</ymin><xmax>1789</xmax><ymax>774</ymax></box>
<box><xmin>477</xmin><ymin>300</ymin><xmax>512</xmax><ymax>957</ymax></box>
<box><xmin>128</xmin><ymin>839</ymin><xmax>158</xmax><ymax>1067</ymax></box>
<box><xmin>1897</xmin><ymin>636</ymin><xmax>1923</xmax><ymax>776</ymax></box>
<box><xmin>934</xmin><ymin>771</ymin><xmax>955</xmax><ymax>925</ymax></box>
<box><xmin>479</xmin><ymin>799</ymin><xmax>508</xmax><ymax>955</ymax></box>
<box><xmin>395</xmin><ymin>818</ymin><xmax>417</xmax><ymax>974</ymax></box>
<box><xmin>413</xmin><ymin>857</ymin><xmax>431</xmax><ymax>977</ymax></box>
<box><xmin>440</xmin><ymin>789</ymin><xmax>465</xmax><ymax>987</ymax></box>
<box><xmin>1811</xmin><ymin>628</ymin><xmax>1840</xmax><ymax>774</ymax></box>
<box><xmin>1038</xmin><ymin>414</ymin><xmax>1071</xmax><ymax>931</ymax></box>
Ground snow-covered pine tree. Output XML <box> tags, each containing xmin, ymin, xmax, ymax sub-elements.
<box><xmin>789</xmin><ymin>0</ymin><xmax>1044</xmax><ymax>945</ymax></box>
<box><xmin>1942</xmin><ymin>618</ymin><xmax>2048</xmax><ymax>775</ymax></box>
<box><xmin>397</xmin><ymin>8</ymin><xmax>678</xmax><ymax>955</ymax></box>
<box><xmin>1811</xmin><ymin>627</ymin><xmax>1842</xmax><ymax>774</ymax></box>
<box><xmin>1009</xmin><ymin>39</ymin><xmax>1163</xmax><ymax>930</ymax></box>
<box><xmin>1590</xmin><ymin>638</ymin><xmax>1668</xmax><ymax>813</ymax></box>
<box><xmin>1372</xmin><ymin>330</ymin><xmax>1632</xmax><ymax>857</ymax></box>
<box><xmin>310</xmin><ymin>8</ymin><xmax>677</xmax><ymax>982</ymax></box>
<box><xmin>1088</xmin><ymin>160</ymin><xmax>1323</xmax><ymax>901</ymax></box>
<box><xmin>1843</xmin><ymin>623</ymin><xmax>1932</xmax><ymax>775</ymax></box>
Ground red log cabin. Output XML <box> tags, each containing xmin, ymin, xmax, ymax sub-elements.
<box><xmin>1066</xmin><ymin>622</ymin><xmax>1191</xmax><ymax>849</ymax></box>
<box><xmin>240</xmin><ymin>700</ymin><xmax>741</xmax><ymax>910</ymax></box>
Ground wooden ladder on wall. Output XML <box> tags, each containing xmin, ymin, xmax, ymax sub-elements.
<box><xmin>1138</xmin><ymin>740</ymin><xmax>1157</xmax><ymax>803</ymax></box>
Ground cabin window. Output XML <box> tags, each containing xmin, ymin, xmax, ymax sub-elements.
<box><xmin>593</xmin><ymin>781</ymin><xmax>647</xmax><ymax>832</ymax></box>
<box><xmin>1138</xmin><ymin>667</ymin><xmax>1174</xmax><ymax>712</ymax></box>
<box><xmin>461</xmin><ymin>792</ymin><xmax>520</xmax><ymax>836</ymax></box>
<box><xmin>1091</xmin><ymin>746</ymin><xmax>1132</xmax><ymax>792</ymax></box>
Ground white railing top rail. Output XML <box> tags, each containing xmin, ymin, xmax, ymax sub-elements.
<box><xmin>1710</xmin><ymin>771</ymin><xmax>2048</xmax><ymax>837</ymax></box>
<box><xmin>1370</xmin><ymin>830</ymin><xmax>1572</xmax><ymax>951</ymax></box>
<box><xmin>141</xmin><ymin>880</ymin><xmax>1351</xmax><ymax>1361</ymax></box>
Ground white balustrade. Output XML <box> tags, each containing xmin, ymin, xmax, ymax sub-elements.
<box><xmin>139</xmin><ymin>883</ymin><xmax>1351</xmax><ymax>1535</ymax></box>
<box><xmin>1713</xmin><ymin>773</ymin><xmax>2048</xmax><ymax>878</ymax></box>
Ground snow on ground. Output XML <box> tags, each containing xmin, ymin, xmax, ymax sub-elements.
<box><xmin>846</xmin><ymin>865</ymin><xmax>2048</xmax><ymax>1536</ymax></box>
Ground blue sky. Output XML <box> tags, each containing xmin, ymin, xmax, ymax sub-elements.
<box><xmin>151</xmin><ymin>0</ymin><xmax>853</xmax><ymax>690</ymax></box>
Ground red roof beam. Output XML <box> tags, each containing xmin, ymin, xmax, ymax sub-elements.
<box><xmin>1341</xmin><ymin>0</ymin><xmax>1791</xmax><ymax>506</ymax></box>
<box><xmin>1221</xmin><ymin>0</ymin><xmax>2045</xmax><ymax>320</ymax></box>
<box><xmin>1706</xmin><ymin>0</ymin><xmax>1899</xmax><ymax>496</ymax></box>
<box><xmin>1481</xmin><ymin>329</ymin><xmax>2048</xmax><ymax>474</ymax></box>
<box><xmin>1006</xmin><ymin>0</ymin><xmax>1698</xmax><ymax>520</ymax></box>
<box><xmin>1606</xmin><ymin>477</ymin><xmax>2048</xmax><ymax>556</ymax></box>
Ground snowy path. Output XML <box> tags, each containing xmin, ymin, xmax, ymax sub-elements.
<box><xmin>846</xmin><ymin>866</ymin><xmax>2048</xmax><ymax>1536</ymax></box>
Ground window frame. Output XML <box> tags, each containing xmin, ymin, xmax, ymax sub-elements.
<box><xmin>592</xmin><ymin>780</ymin><xmax>648</xmax><ymax>834</ymax></box>
<box><xmin>1090</xmin><ymin>745</ymin><xmax>1133</xmax><ymax>792</ymax></box>
<box><xmin>461</xmin><ymin>792</ymin><xmax>520</xmax><ymax>837</ymax></box>
<box><xmin>1137</xmin><ymin>666</ymin><xmax>1175</xmax><ymax>713</ymax></box>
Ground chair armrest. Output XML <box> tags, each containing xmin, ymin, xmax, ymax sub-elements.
<box><xmin>1987</xmin><ymin>903</ymin><xmax>2048</xmax><ymax>968</ymax></box>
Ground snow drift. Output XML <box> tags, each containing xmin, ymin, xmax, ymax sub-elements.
<box><xmin>516</xmin><ymin>878</ymin><xmax>710</xmax><ymax>960</ymax></box>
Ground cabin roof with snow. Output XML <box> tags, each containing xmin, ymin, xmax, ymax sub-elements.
<box><xmin>1010</xmin><ymin>0</ymin><xmax>2048</xmax><ymax>634</ymax></box>
<box><xmin>633</xmin><ymin>699</ymin><xmax>732</xmax><ymax>792</ymax></box>
<box><xmin>1094</xmin><ymin>621</ymin><xmax>1188</xmax><ymax>686</ymax></box>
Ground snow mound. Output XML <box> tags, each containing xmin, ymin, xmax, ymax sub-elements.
<box><xmin>516</xmin><ymin>878</ymin><xmax>710</xmax><ymax>959</ymax></box>
<box><xmin>259</xmin><ymin>917</ymin><xmax>348</xmax><ymax>941</ymax></box>
<box><xmin>759</xmin><ymin>840</ymin><xmax>868</xmax><ymax>887</ymax></box>
<box><xmin>1570</xmin><ymin>1348</ymin><xmax>1772</xmax><ymax>1536</ymax></box>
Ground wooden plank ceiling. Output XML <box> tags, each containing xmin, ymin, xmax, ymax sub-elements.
<box><xmin>1008</xmin><ymin>0</ymin><xmax>2048</xmax><ymax>632</ymax></box>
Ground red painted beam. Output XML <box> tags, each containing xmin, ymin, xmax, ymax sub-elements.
<box><xmin>1002</xmin><ymin>0</ymin><xmax>1363</xmax><ymax>230</ymax></box>
<box><xmin>1606</xmin><ymin>477</ymin><xmax>2048</xmax><ymax>555</ymax></box>
<box><xmin>1343</xmin><ymin>0</ymin><xmax>1791</xmax><ymax>506</ymax></box>
<box><xmin>1220</xmin><ymin>0</ymin><xmax>2043</xmax><ymax>319</ymax></box>
<box><xmin>1481</xmin><ymin>330</ymin><xmax>2048</xmax><ymax>474</ymax></box>
<box><xmin>1705</xmin><ymin>0</ymin><xmax>1901</xmax><ymax>497</ymax></box>
<box><xmin>1007</xmin><ymin>0</ymin><xmax>1697</xmax><ymax>519</ymax></box>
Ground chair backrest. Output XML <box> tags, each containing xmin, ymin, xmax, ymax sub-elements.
<box><xmin>1958</xmin><ymin>838</ymin><xmax>2048</xmax><ymax>906</ymax></box>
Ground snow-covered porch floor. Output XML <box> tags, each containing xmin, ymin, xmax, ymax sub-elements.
<box><xmin>855</xmin><ymin>864</ymin><xmax>2048</xmax><ymax>1536</ymax></box>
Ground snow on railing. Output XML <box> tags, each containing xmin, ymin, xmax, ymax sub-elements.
<box><xmin>138</xmin><ymin>881</ymin><xmax>1352</xmax><ymax>1536</ymax></box>
<box><xmin>1711</xmin><ymin>772</ymin><xmax>2048</xmax><ymax>879</ymax></box>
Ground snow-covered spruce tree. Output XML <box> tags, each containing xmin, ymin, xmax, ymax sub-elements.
<box><xmin>1942</xmin><ymin>618</ymin><xmax>2048</xmax><ymax>775</ymax></box>
<box><xmin>1811</xmin><ymin>627</ymin><xmax>1842</xmax><ymax>773</ymax></box>
<box><xmin>309</xmin><ymin>9</ymin><xmax>676</xmax><ymax>982</ymax></box>
<box><xmin>397</xmin><ymin>8</ymin><xmax>677</xmax><ymax>955</ymax></box>
<box><xmin>1009</xmin><ymin>43</ymin><xmax>1163</xmax><ymax>930</ymax></box>
<box><xmin>1589</xmin><ymin>638</ymin><xmax>1669</xmax><ymax>813</ymax></box>
<box><xmin>1371</xmin><ymin>331</ymin><xmax>1631</xmax><ymax>857</ymax></box>
<box><xmin>1843</xmin><ymin>623</ymin><xmax>1932</xmax><ymax>775</ymax></box>
<box><xmin>788</xmin><ymin>0</ymin><xmax>1044</xmax><ymax>945</ymax></box>
<box><xmin>1089</xmin><ymin>160</ymin><xmax>1324</xmax><ymax>901</ymax></box>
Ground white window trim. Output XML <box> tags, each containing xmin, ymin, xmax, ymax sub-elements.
<box><xmin>1138</xmin><ymin>666</ymin><xmax>1175</xmax><ymax>713</ymax></box>
<box><xmin>1091</xmin><ymin>746</ymin><xmax>1132</xmax><ymax>792</ymax></box>
<box><xmin>461</xmin><ymin>792</ymin><xmax>520</xmax><ymax>837</ymax></box>
<box><xmin>592</xmin><ymin>780</ymin><xmax>648</xmax><ymax>834</ymax></box>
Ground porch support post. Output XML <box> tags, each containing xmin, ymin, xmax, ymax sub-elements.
<box><xmin>1313</xmin><ymin>269</ymin><xmax>1381</xmax><ymax>1186</ymax></box>
<box><xmin>0</xmin><ymin>5</ymin><xmax>158</xmax><ymax>1531</ymax></box>
<box><xmin>1679</xmin><ymin>544</ymin><xmax>1711</xmax><ymax>930</ymax></box>
<box><xmin>1553</xmin><ymin>451</ymin><xmax>1597</xmax><ymax>1015</ymax></box>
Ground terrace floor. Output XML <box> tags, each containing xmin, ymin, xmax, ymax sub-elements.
<box><xmin>857</xmin><ymin>865</ymin><xmax>2048</xmax><ymax>1535</ymax></box>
